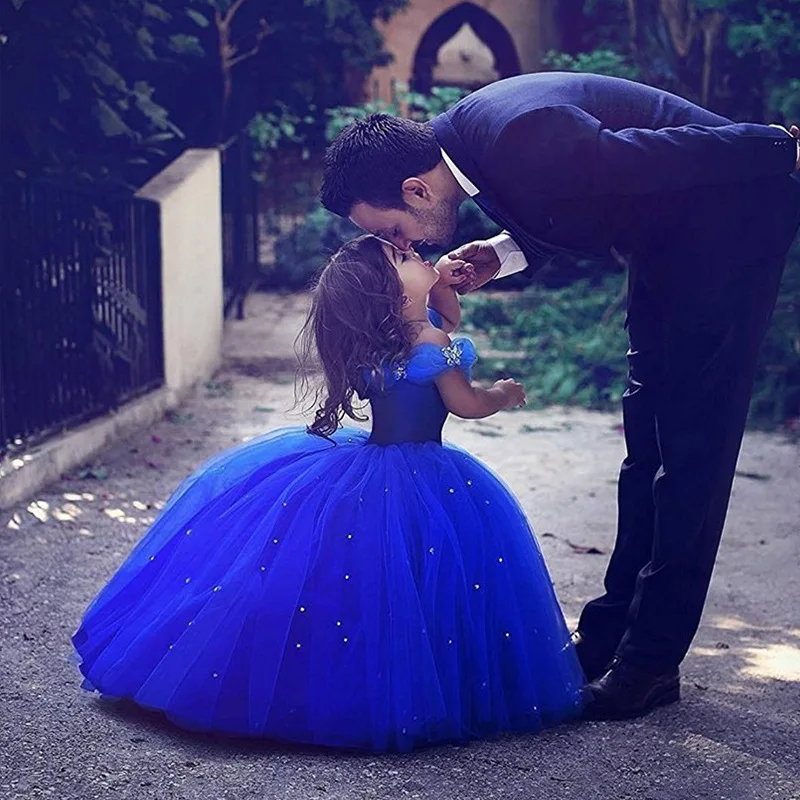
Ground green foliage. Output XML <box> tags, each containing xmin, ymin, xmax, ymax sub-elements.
<box><xmin>268</xmin><ymin>206</ymin><xmax>361</xmax><ymax>290</ymax></box>
<box><xmin>2</xmin><ymin>0</ymin><xmax>191</xmax><ymax>185</ymax></box>
<box><xmin>771</xmin><ymin>79</ymin><xmax>800</xmax><ymax>126</ymax></box>
<box><xmin>325</xmin><ymin>84</ymin><xmax>469</xmax><ymax>142</ymax></box>
<box><xmin>542</xmin><ymin>48</ymin><xmax>639</xmax><ymax>80</ymax></box>
<box><xmin>249</xmin><ymin>106</ymin><xmax>316</xmax><ymax>153</ymax></box>
<box><xmin>550</xmin><ymin>0</ymin><xmax>800</xmax><ymax>121</ymax></box>
<box><xmin>727</xmin><ymin>1</ymin><xmax>800</xmax><ymax>120</ymax></box>
<box><xmin>748</xmin><ymin>242</ymin><xmax>800</xmax><ymax>426</ymax></box>
<box><xmin>2</xmin><ymin>0</ymin><xmax>408</xmax><ymax>185</ymax></box>
<box><xmin>235</xmin><ymin>0</ymin><xmax>406</xmax><ymax>146</ymax></box>
<box><xmin>462</xmin><ymin>277</ymin><xmax>629</xmax><ymax>410</ymax></box>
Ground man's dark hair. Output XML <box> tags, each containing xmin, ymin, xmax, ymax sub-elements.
<box><xmin>320</xmin><ymin>114</ymin><xmax>441</xmax><ymax>217</ymax></box>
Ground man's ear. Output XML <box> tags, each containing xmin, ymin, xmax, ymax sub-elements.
<box><xmin>401</xmin><ymin>177</ymin><xmax>431</xmax><ymax>206</ymax></box>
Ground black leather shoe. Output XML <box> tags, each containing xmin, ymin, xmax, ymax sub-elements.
<box><xmin>583</xmin><ymin>657</ymin><xmax>680</xmax><ymax>720</ymax></box>
<box><xmin>571</xmin><ymin>630</ymin><xmax>614</xmax><ymax>683</ymax></box>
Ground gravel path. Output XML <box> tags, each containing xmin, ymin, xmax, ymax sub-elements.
<box><xmin>1</xmin><ymin>292</ymin><xmax>798</xmax><ymax>800</ymax></box>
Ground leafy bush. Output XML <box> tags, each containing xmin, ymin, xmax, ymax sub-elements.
<box><xmin>462</xmin><ymin>276</ymin><xmax>629</xmax><ymax>410</ymax></box>
<box><xmin>542</xmin><ymin>48</ymin><xmax>639</xmax><ymax>81</ymax></box>
<box><xmin>749</xmin><ymin>242</ymin><xmax>800</xmax><ymax>427</ymax></box>
<box><xmin>266</xmin><ymin>207</ymin><xmax>360</xmax><ymax>290</ymax></box>
<box><xmin>325</xmin><ymin>85</ymin><xmax>469</xmax><ymax>142</ymax></box>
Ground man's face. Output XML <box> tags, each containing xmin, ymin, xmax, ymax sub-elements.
<box><xmin>350</xmin><ymin>196</ymin><xmax>459</xmax><ymax>252</ymax></box>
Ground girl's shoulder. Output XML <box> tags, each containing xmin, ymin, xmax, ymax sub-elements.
<box><xmin>410</xmin><ymin>326</ymin><xmax>451</xmax><ymax>349</ymax></box>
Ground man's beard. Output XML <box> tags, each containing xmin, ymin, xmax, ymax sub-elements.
<box><xmin>409</xmin><ymin>197</ymin><xmax>459</xmax><ymax>246</ymax></box>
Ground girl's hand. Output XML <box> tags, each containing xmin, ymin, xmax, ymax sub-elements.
<box><xmin>492</xmin><ymin>378</ymin><xmax>527</xmax><ymax>409</ymax></box>
<box><xmin>434</xmin><ymin>255</ymin><xmax>475</xmax><ymax>287</ymax></box>
<box><xmin>447</xmin><ymin>241</ymin><xmax>501</xmax><ymax>294</ymax></box>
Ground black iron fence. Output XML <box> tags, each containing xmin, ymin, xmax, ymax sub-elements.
<box><xmin>0</xmin><ymin>178</ymin><xmax>163</xmax><ymax>457</ymax></box>
<box><xmin>221</xmin><ymin>135</ymin><xmax>260</xmax><ymax>320</ymax></box>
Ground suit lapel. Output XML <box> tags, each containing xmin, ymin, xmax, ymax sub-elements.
<box><xmin>432</xmin><ymin>112</ymin><xmax>580</xmax><ymax>262</ymax></box>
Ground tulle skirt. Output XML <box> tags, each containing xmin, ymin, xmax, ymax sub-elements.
<box><xmin>73</xmin><ymin>426</ymin><xmax>584</xmax><ymax>751</ymax></box>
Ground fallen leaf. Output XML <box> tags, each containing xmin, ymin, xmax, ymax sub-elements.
<box><xmin>734</xmin><ymin>470</ymin><xmax>771</xmax><ymax>481</ymax></box>
<box><xmin>205</xmin><ymin>379</ymin><xmax>233</xmax><ymax>397</ymax></box>
<box><xmin>520</xmin><ymin>425</ymin><xmax>562</xmax><ymax>433</ymax></box>
<box><xmin>166</xmin><ymin>410</ymin><xmax>194</xmax><ymax>425</ymax></box>
<box><xmin>472</xmin><ymin>429</ymin><xmax>503</xmax><ymax>438</ymax></box>
<box><xmin>565</xmin><ymin>539</ymin><xmax>606</xmax><ymax>555</ymax></box>
<box><xmin>77</xmin><ymin>465</ymin><xmax>108</xmax><ymax>480</ymax></box>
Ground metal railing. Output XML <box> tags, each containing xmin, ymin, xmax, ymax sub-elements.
<box><xmin>221</xmin><ymin>135</ymin><xmax>260</xmax><ymax>320</ymax></box>
<box><xmin>0</xmin><ymin>178</ymin><xmax>163</xmax><ymax>457</ymax></box>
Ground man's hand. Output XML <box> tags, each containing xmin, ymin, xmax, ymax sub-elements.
<box><xmin>770</xmin><ymin>123</ymin><xmax>800</xmax><ymax>171</ymax></box>
<box><xmin>446</xmin><ymin>241</ymin><xmax>500</xmax><ymax>294</ymax></box>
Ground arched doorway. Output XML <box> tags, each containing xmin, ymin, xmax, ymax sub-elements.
<box><xmin>411</xmin><ymin>2</ymin><xmax>522</xmax><ymax>94</ymax></box>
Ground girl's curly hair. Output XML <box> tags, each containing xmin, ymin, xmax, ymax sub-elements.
<box><xmin>295</xmin><ymin>235</ymin><xmax>416</xmax><ymax>438</ymax></box>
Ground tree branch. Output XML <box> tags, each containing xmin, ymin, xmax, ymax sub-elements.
<box><xmin>225</xmin><ymin>21</ymin><xmax>269</xmax><ymax>68</ymax></box>
<box><xmin>231</xmin><ymin>21</ymin><xmax>269</xmax><ymax>53</ymax></box>
<box><xmin>222</xmin><ymin>0</ymin><xmax>249</xmax><ymax>28</ymax></box>
<box><xmin>659</xmin><ymin>0</ymin><xmax>698</xmax><ymax>58</ymax></box>
<box><xmin>626</xmin><ymin>0</ymin><xmax>641</xmax><ymax>62</ymax></box>
<box><xmin>227</xmin><ymin>44</ymin><xmax>260</xmax><ymax>68</ymax></box>
<box><xmin>700</xmin><ymin>11</ymin><xmax>726</xmax><ymax>108</ymax></box>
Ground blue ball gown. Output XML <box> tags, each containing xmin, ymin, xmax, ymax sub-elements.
<box><xmin>73</xmin><ymin>309</ymin><xmax>584</xmax><ymax>751</ymax></box>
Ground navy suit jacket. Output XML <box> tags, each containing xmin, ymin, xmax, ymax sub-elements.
<box><xmin>430</xmin><ymin>73</ymin><xmax>800</xmax><ymax>270</ymax></box>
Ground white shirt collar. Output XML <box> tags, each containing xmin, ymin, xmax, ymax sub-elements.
<box><xmin>440</xmin><ymin>148</ymin><xmax>479</xmax><ymax>197</ymax></box>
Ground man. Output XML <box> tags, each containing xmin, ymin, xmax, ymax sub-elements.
<box><xmin>320</xmin><ymin>72</ymin><xmax>800</xmax><ymax>720</ymax></box>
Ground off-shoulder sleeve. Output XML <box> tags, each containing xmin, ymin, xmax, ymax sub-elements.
<box><xmin>405</xmin><ymin>337</ymin><xmax>478</xmax><ymax>383</ymax></box>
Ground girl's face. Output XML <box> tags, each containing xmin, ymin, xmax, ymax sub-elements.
<box><xmin>381</xmin><ymin>242</ymin><xmax>440</xmax><ymax>303</ymax></box>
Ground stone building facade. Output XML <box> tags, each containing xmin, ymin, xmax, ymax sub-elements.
<box><xmin>369</xmin><ymin>0</ymin><xmax>559</xmax><ymax>102</ymax></box>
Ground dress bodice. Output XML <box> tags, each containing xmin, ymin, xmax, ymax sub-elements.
<box><xmin>368</xmin><ymin>381</ymin><xmax>449</xmax><ymax>445</ymax></box>
<box><xmin>361</xmin><ymin>318</ymin><xmax>478</xmax><ymax>446</ymax></box>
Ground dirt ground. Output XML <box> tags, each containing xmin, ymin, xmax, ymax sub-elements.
<box><xmin>1</xmin><ymin>291</ymin><xmax>798</xmax><ymax>800</ymax></box>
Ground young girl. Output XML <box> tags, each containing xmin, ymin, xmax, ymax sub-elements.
<box><xmin>73</xmin><ymin>235</ymin><xmax>584</xmax><ymax>751</ymax></box>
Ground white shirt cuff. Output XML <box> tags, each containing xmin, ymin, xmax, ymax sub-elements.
<box><xmin>487</xmin><ymin>232</ymin><xmax>528</xmax><ymax>279</ymax></box>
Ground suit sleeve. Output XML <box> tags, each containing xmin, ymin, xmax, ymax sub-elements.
<box><xmin>491</xmin><ymin>104</ymin><xmax>798</xmax><ymax>198</ymax></box>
